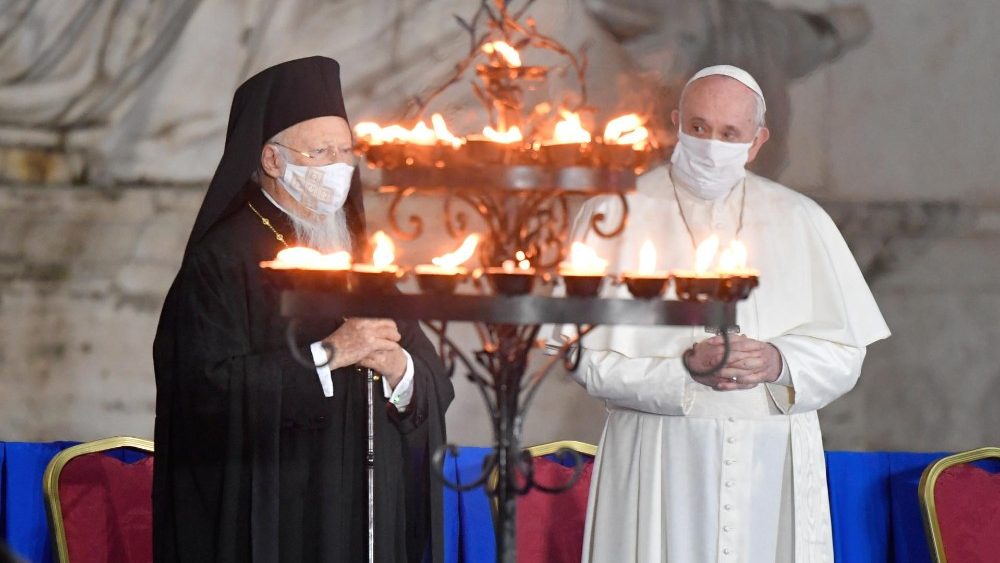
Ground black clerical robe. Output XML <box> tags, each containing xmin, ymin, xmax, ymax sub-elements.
<box><xmin>153</xmin><ymin>188</ymin><xmax>453</xmax><ymax>562</ymax></box>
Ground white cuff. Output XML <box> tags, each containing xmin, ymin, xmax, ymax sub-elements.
<box><xmin>773</xmin><ymin>349</ymin><xmax>792</xmax><ymax>386</ymax></box>
<box><xmin>382</xmin><ymin>349</ymin><xmax>415</xmax><ymax>412</ymax></box>
<box><xmin>765</xmin><ymin>347</ymin><xmax>794</xmax><ymax>413</ymax></box>
<box><xmin>310</xmin><ymin>341</ymin><xmax>335</xmax><ymax>397</ymax></box>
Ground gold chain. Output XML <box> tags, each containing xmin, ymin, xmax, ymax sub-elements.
<box><xmin>247</xmin><ymin>201</ymin><xmax>289</xmax><ymax>248</ymax></box>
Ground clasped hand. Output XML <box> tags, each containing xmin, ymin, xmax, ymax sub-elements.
<box><xmin>686</xmin><ymin>334</ymin><xmax>782</xmax><ymax>391</ymax></box>
<box><xmin>321</xmin><ymin>318</ymin><xmax>407</xmax><ymax>386</ymax></box>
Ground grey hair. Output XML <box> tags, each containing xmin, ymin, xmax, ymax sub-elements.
<box><xmin>679</xmin><ymin>78</ymin><xmax>767</xmax><ymax>128</ymax></box>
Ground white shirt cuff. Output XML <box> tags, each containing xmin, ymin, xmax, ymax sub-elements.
<box><xmin>383</xmin><ymin>349</ymin><xmax>416</xmax><ymax>412</ymax></box>
<box><xmin>773</xmin><ymin>348</ymin><xmax>792</xmax><ymax>386</ymax></box>
<box><xmin>310</xmin><ymin>341</ymin><xmax>335</xmax><ymax>397</ymax></box>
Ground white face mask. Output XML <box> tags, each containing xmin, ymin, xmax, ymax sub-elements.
<box><xmin>670</xmin><ymin>130</ymin><xmax>753</xmax><ymax>199</ymax></box>
<box><xmin>278</xmin><ymin>160</ymin><xmax>354</xmax><ymax>215</ymax></box>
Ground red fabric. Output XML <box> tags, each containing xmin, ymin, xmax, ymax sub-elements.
<box><xmin>516</xmin><ymin>456</ymin><xmax>594</xmax><ymax>563</ymax></box>
<box><xmin>58</xmin><ymin>451</ymin><xmax>153</xmax><ymax>563</ymax></box>
<box><xmin>934</xmin><ymin>463</ymin><xmax>1000</xmax><ymax>563</ymax></box>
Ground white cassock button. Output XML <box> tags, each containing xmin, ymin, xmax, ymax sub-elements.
<box><xmin>724</xmin><ymin>459</ymin><xmax>735</xmax><ymax>466</ymax></box>
<box><xmin>723</xmin><ymin>548</ymin><xmax>732</xmax><ymax>555</ymax></box>
<box><xmin>725</xmin><ymin>480</ymin><xmax>735</xmax><ymax>488</ymax></box>
<box><xmin>727</xmin><ymin>437</ymin><xmax>736</xmax><ymax>444</ymax></box>
<box><xmin>723</xmin><ymin>525</ymin><xmax>733</xmax><ymax>532</ymax></box>
<box><xmin>724</xmin><ymin>504</ymin><xmax>733</xmax><ymax>511</ymax></box>
<box><xmin>727</xmin><ymin>416</ymin><xmax>736</xmax><ymax>422</ymax></box>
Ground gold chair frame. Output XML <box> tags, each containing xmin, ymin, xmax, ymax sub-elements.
<box><xmin>42</xmin><ymin>436</ymin><xmax>155</xmax><ymax>563</ymax></box>
<box><xmin>488</xmin><ymin>440</ymin><xmax>598</xmax><ymax>517</ymax></box>
<box><xmin>918</xmin><ymin>446</ymin><xmax>1000</xmax><ymax>563</ymax></box>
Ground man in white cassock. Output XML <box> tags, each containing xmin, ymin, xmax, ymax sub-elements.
<box><xmin>566</xmin><ymin>65</ymin><xmax>890</xmax><ymax>562</ymax></box>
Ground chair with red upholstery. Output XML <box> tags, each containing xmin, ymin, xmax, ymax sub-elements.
<box><xmin>491</xmin><ymin>440</ymin><xmax>597</xmax><ymax>563</ymax></box>
<box><xmin>42</xmin><ymin>437</ymin><xmax>154</xmax><ymax>563</ymax></box>
<box><xmin>919</xmin><ymin>446</ymin><xmax>1000</xmax><ymax>563</ymax></box>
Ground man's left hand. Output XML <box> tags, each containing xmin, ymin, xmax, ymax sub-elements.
<box><xmin>692</xmin><ymin>335</ymin><xmax>782</xmax><ymax>391</ymax></box>
<box><xmin>358</xmin><ymin>345</ymin><xmax>407</xmax><ymax>389</ymax></box>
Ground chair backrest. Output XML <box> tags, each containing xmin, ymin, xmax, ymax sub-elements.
<box><xmin>919</xmin><ymin>446</ymin><xmax>1000</xmax><ymax>563</ymax></box>
<box><xmin>506</xmin><ymin>440</ymin><xmax>597</xmax><ymax>563</ymax></box>
<box><xmin>42</xmin><ymin>437</ymin><xmax>154</xmax><ymax>563</ymax></box>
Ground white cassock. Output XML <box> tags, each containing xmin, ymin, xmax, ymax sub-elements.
<box><xmin>565</xmin><ymin>165</ymin><xmax>890</xmax><ymax>563</ymax></box>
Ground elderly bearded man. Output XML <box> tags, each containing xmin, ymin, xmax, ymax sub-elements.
<box><xmin>566</xmin><ymin>65</ymin><xmax>889</xmax><ymax>562</ymax></box>
<box><xmin>153</xmin><ymin>57</ymin><xmax>454</xmax><ymax>563</ymax></box>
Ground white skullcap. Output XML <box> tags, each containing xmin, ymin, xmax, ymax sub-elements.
<box><xmin>686</xmin><ymin>65</ymin><xmax>766</xmax><ymax>112</ymax></box>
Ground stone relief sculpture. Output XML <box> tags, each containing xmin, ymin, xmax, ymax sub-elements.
<box><xmin>582</xmin><ymin>0</ymin><xmax>872</xmax><ymax>175</ymax></box>
<box><xmin>0</xmin><ymin>0</ymin><xmax>870</xmax><ymax>183</ymax></box>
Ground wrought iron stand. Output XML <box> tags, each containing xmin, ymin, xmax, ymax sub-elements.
<box><xmin>281</xmin><ymin>290</ymin><xmax>736</xmax><ymax>562</ymax></box>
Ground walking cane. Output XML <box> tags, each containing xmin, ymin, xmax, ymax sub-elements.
<box><xmin>366</xmin><ymin>367</ymin><xmax>376</xmax><ymax>563</ymax></box>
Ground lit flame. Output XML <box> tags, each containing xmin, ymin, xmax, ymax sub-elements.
<box><xmin>717</xmin><ymin>240</ymin><xmax>749</xmax><ymax>273</ymax></box>
<box><xmin>482</xmin><ymin>125</ymin><xmax>523</xmax><ymax>144</ymax></box>
<box><xmin>560</xmin><ymin>242</ymin><xmax>608</xmax><ymax>274</ymax></box>
<box><xmin>371</xmin><ymin>231</ymin><xmax>396</xmax><ymax>268</ymax></box>
<box><xmin>482</xmin><ymin>41</ymin><xmax>522</xmax><ymax>67</ymax></box>
<box><xmin>603</xmin><ymin>114</ymin><xmax>649</xmax><ymax>149</ymax></box>
<box><xmin>638</xmin><ymin>239</ymin><xmax>657</xmax><ymax>274</ymax></box>
<box><xmin>695</xmin><ymin>235</ymin><xmax>720</xmax><ymax>275</ymax></box>
<box><xmin>354</xmin><ymin>116</ymin><xmax>465</xmax><ymax>147</ymax></box>
<box><xmin>431</xmin><ymin>113</ymin><xmax>463</xmax><ymax>148</ymax></box>
<box><xmin>378</xmin><ymin>124</ymin><xmax>412</xmax><ymax>144</ymax></box>
<box><xmin>354</xmin><ymin>122</ymin><xmax>383</xmax><ymax>143</ymax></box>
<box><xmin>274</xmin><ymin>247</ymin><xmax>352</xmax><ymax>270</ymax></box>
<box><xmin>407</xmin><ymin>121</ymin><xmax>437</xmax><ymax>145</ymax></box>
<box><xmin>551</xmin><ymin>110</ymin><xmax>591</xmax><ymax>144</ymax></box>
<box><xmin>514</xmin><ymin>250</ymin><xmax>531</xmax><ymax>270</ymax></box>
<box><xmin>431</xmin><ymin>234</ymin><xmax>480</xmax><ymax>269</ymax></box>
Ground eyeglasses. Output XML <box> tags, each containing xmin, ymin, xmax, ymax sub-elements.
<box><xmin>270</xmin><ymin>141</ymin><xmax>359</xmax><ymax>166</ymax></box>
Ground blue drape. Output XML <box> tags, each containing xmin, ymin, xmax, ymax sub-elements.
<box><xmin>443</xmin><ymin>447</ymin><xmax>496</xmax><ymax>562</ymax></box>
<box><xmin>0</xmin><ymin>441</ymin><xmax>79</xmax><ymax>563</ymax></box>
<box><xmin>2</xmin><ymin>442</ymin><xmax>976</xmax><ymax>563</ymax></box>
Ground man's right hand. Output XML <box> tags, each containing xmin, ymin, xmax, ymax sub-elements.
<box><xmin>321</xmin><ymin>318</ymin><xmax>401</xmax><ymax>370</ymax></box>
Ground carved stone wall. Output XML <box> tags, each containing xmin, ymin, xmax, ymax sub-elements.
<box><xmin>2</xmin><ymin>0</ymin><xmax>999</xmax><ymax>452</ymax></box>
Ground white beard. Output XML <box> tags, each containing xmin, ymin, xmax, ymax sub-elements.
<box><xmin>289</xmin><ymin>208</ymin><xmax>353</xmax><ymax>254</ymax></box>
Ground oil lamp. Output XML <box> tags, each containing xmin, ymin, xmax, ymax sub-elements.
<box><xmin>414</xmin><ymin>234</ymin><xmax>480</xmax><ymax>294</ymax></box>
<box><xmin>557</xmin><ymin>242</ymin><xmax>608</xmax><ymax>297</ymax></box>
<box><xmin>622</xmin><ymin>240</ymin><xmax>670</xmax><ymax>298</ymax></box>
<box><xmin>484</xmin><ymin>251</ymin><xmax>536</xmax><ymax>295</ymax></box>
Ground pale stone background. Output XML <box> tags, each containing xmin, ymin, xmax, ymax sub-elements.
<box><xmin>1</xmin><ymin>0</ymin><xmax>998</xmax><ymax>453</ymax></box>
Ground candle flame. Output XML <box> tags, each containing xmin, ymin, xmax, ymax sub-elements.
<box><xmin>371</xmin><ymin>231</ymin><xmax>396</xmax><ymax>268</ymax></box>
<box><xmin>731</xmin><ymin>240</ymin><xmax>748</xmax><ymax>270</ymax></box>
<box><xmin>354</xmin><ymin>122</ymin><xmax>383</xmax><ymax>143</ymax></box>
<box><xmin>695</xmin><ymin>235</ymin><xmax>720</xmax><ymax>275</ymax></box>
<box><xmin>482</xmin><ymin>125</ymin><xmax>523</xmax><ymax>144</ymax></box>
<box><xmin>603</xmin><ymin>114</ymin><xmax>649</xmax><ymax>149</ymax></box>
<box><xmin>482</xmin><ymin>41</ymin><xmax>522</xmax><ymax>67</ymax></box>
<box><xmin>717</xmin><ymin>240</ymin><xmax>749</xmax><ymax>273</ymax></box>
<box><xmin>510</xmin><ymin>250</ymin><xmax>531</xmax><ymax>270</ymax></box>
<box><xmin>551</xmin><ymin>110</ymin><xmax>591</xmax><ymax>144</ymax></box>
<box><xmin>638</xmin><ymin>239</ymin><xmax>657</xmax><ymax>274</ymax></box>
<box><xmin>431</xmin><ymin>234</ymin><xmax>480</xmax><ymax>269</ymax></box>
<box><xmin>274</xmin><ymin>247</ymin><xmax>352</xmax><ymax>270</ymax></box>
<box><xmin>431</xmin><ymin>113</ymin><xmax>463</xmax><ymax>148</ymax></box>
<box><xmin>379</xmin><ymin>124</ymin><xmax>412</xmax><ymax>143</ymax></box>
<box><xmin>560</xmin><ymin>242</ymin><xmax>608</xmax><ymax>274</ymax></box>
<box><xmin>407</xmin><ymin>121</ymin><xmax>437</xmax><ymax>145</ymax></box>
<box><xmin>354</xmin><ymin>116</ymin><xmax>467</xmax><ymax>147</ymax></box>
